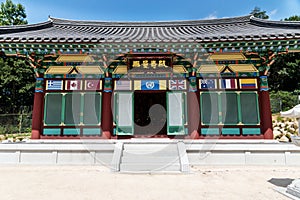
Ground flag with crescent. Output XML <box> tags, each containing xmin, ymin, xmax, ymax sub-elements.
<box><xmin>85</xmin><ymin>80</ymin><xmax>102</xmax><ymax>90</ymax></box>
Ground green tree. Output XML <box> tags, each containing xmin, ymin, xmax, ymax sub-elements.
<box><xmin>269</xmin><ymin>53</ymin><xmax>300</xmax><ymax>92</ymax></box>
<box><xmin>269</xmin><ymin>16</ymin><xmax>300</xmax><ymax>92</ymax></box>
<box><xmin>284</xmin><ymin>15</ymin><xmax>300</xmax><ymax>21</ymax></box>
<box><xmin>270</xmin><ymin>91</ymin><xmax>298</xmax><ymax>113</ymax></box>
<box><xmin>0</xmin><ymin>56</ymin><xmax>35</xmax><ymax>113</ymax></box>
<box><xmin>250</xmin><ymin>7</ymin><xmax>269</xmax><ymax>19</ymax></box>
<box><xmin>0</xmin><ymin>0</ymin><xmax>33</xmax><ymax>114</ymax></box>
<box><xmin>0</xmin><ymin>0</ymin><xmax>27</xmax><ymax>25</ymax></box>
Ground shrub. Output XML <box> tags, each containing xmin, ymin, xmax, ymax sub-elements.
<box><xmin>270</xmin><ymin>91</ymin><xmax>298</xmax><ymax>113</ymax></box>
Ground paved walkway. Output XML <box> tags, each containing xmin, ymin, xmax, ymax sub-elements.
<box><xmin>0</xmin><ymin>165</ymin><xmax>297</xmax><ymax>200</ymax></box>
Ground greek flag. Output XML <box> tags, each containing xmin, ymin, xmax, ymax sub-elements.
<box><xmin>46</xmin><ymin>80</ymin><xmax>62</xmax><ymax>90</ymax></box>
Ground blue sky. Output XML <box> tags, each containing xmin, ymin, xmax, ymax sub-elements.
<box><xmin>7</xmin><ymin>0</ymin><xmax>300</xmax><ymax>24</ymax></box>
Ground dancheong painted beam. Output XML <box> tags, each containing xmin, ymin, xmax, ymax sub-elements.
<box><xmin>0</xmin><ymin>15</ymin><xmax>299</xmax><ymax>139</ymax></box>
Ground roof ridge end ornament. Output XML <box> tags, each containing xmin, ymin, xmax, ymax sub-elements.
<box><xmin>48</xmin><ymin>15</ymin><xmax>53</xmax><ymax>22</ymax></box>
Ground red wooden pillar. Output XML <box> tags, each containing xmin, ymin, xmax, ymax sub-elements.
<box><xmin>31</xmin><ymin>78</ymin><xmax>44</xmax><ymax>139</ymax></box>
<box><xmin>187</xmin><ymin>91</ymin><xmax>200</xmax><ymax>139</ymax></box>
<box><xmin>101</xmin><ymin>78</ymin><xmax>113</xmax><ymax>139</ymax></box>
<box><xmin>186</xmin><ymin>77</ymin><xmax>200</xmax><ymax>139</ymax></box>
<box><xmin>259</xmin><ymin>76</ymin><xmax>273</xmax><ymax>139</ymax></box>
<box><xmin>259</xmin><ymin>91</ymin><xmax>273</xmax><ymax>139</ymax></box>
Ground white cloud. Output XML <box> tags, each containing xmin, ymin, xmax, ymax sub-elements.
<box><xmin>269</xmin><ymin>9</ymin><xmax>278</xmax><ymax>17</ymax></box>
<box><xmin>204</xmin><ymin>12</ymin><xmax>217</xmax><ymax>20</ymax></box>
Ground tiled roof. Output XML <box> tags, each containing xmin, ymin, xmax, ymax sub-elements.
<box><xmin>0</xmin><ymin>15</ymin><xmax>299</xmax><ymax>43</ymax></box>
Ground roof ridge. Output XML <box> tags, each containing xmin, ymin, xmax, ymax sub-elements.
<box><xmin>50</xmin><ymin>15</ymin><xmax>252</xmax><ymax>27</ymax></box>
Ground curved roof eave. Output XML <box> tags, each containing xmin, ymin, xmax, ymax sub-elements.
<box><xmin>0</xmin><ymin>21</ymin><xmax>53</xmax><ymax>34</ymax></box>
<box><xmin>250</xmin><ymin>16</ymin><xmax>300</xmax><ymax>29</ymax></box>
<box><xmin>0</xmin><ymin>15</ymin><xmax>299</xmax><ymax>44</ymax></box>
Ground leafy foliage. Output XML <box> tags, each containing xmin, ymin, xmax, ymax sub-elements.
<box><xmin>250</xmin><ymin>7</ymin><xmax>269</xmax><ymax>19</ymax></box>
<box><xmin>0</xmin><ymin>0</ymin><xmax>33</xmax><ymax>115</ymax></box>
<box><xmin>0</xmin><ymin>0</ymin><xmax>27</xmax><ymax>26</ymax></box>
<box><xmin>0</xmin><ymin>57</ymin><xmax>35</xmax><ymax>113</ymax></box>
<box><xmin>284</xmin><ymin>15</ymin><xmax>300</xmax><ymax>21</ymax></box>
<box><xmin>269</xmin><ymin>16</ymin><xmax>300</xmax><ymax>94</ymax></box>
<box><xmin>270</xmin><ymin>91</ymin><xmax>298</xmax><ymax>113</ymax></box>
<box><xmin>269</xmin><ymin>53</ymin><xmax>300</xmax><ymax>92</ymax></box>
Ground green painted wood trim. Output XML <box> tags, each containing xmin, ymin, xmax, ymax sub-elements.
<box><xmin>113</xmin><ymin>92</ymin><xmax>117</xmax><ymax>124</ymax></box>
<box><xmin>43</xmin><ymin>93</ymin><xmax>48</xmax><ymax>126</ymax></box>
<box><xmin>115</xmin><ymin>92</ymin><xmax>134</xmax><ymax>135</ymax></box>
<box><xmin>242</xmin><ymin>128</ymin><xmax>261</xmax><ymax>135</ymax></box>
<box><xmin>61</xmin><ymin>93</ymin><xmax>66</xmax><ymax>125</ymax></box>
<box><xmin>1</xmin><ymin>40</ymin><xmax>298</xmax><ymax>55</ymax></box>
<box><xmin>255</xmin><ymin>92</ymin><xmax>261</xmax><ymax>124</ymax></box>
<box><xmin>220</xmin><ymin>92</ymin><xmax>240</xmax><ymax>125</ymax></box>
<box><xmin>43</xmin><ymin>128</ymin><xmax>61</xmax><ymax>136</ymax></box>
<box><xmin>183</xmin><ymin>92</ymin><xmax>188</xmax><ymax>125</ymax></box>
<box><xmin>200</xmin><ymin>92</ymin><xmax>218</xmax><ymax>125</ymax></box>
<box><xmin>167</xmin><ymin>92</ymin><xmax>185</xmax><ymax>135</ymax></box>
<box><xmin>200</xmin><ymin>92</ymin><xmax>204</xmax><ymax>125</ymax></box>
<box><xmin>237</xmin><ymin>92</ymin><xmax>242</xmax><ymax>124</ymax></box>
<box><xmin>81</xmin><ymin>92</ymin><xmax>102</xmax><ymax>126</ymax></box>
<box><xmin>63</xmin><ymin>128</ymin><xmax>81</xmax><ymax>136</ymax></box>
<box><xmin>44</xmin><ymin>93</ymin><xmax>63</xmax><ymax>126</ymax></box>
<box><xmin>221</xmin><ymin>128</ymin><xmax>240</xmax><ymax>135</ymax></box>
<box><xmin>63</xmin><ymin>93</ymin><xmax>81</xmax><ymax>126</ymax></box>
<box><xmin>218</xmin><ymin>92</ymin><xmax>222</xmax><ymax>124</ymax></box>
<box><xmin>99</xmin><ymin>92</ymin><xmax>102</xmax><ymax>125</ymax></box>
<box><xmin>240</xmin><ymin>91</ymin><xmax>260</xmax><ymax>125</ymax></box>
<box><xmin>80</xmin><ymin>93</ymin><xmax>84</xmax><ymax>125</ymax></box>
<box><xmin>202</xmin><ymin>128</ymin><xmax>220</xmax><ymax>135</ymax></box>
<box><xmin>82</xmin><ymin>128</ymin><xmax>101</xmax><ymax>136</ymax></box>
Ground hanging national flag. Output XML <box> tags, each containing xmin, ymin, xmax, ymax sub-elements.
<box><xmin>114</xmin><ymin>80</ymin><xmax>131</xmax><ymax>90</ymax></box>
<box><xmin>134</xmin><ymin>80</ymin><xmax>166</xmax><ymax>90</ymax></box>
<box><xmin>46</xmin><ymin>80</ymin><xmax>63</xmax><ymax>90</ymax></box>
<box><xmin>220</xmin><ymin>79</ymin><xmax>236</xmax><ymax>89</ymax></box>
<box><xmin>65</xmin><ymin>80</ymin><xmax>82</xmax><ymax>90</ymax></box>
<box><xmin>85</xmin><ymin>80</ymin><xmax>101</xmax><ymax>90</ymax></box>
<box><xmin>141</xmin><ymin>80</ymin><xmax>159</xmax><ymax>90</ymax></box>
<box><xmin>240</xmin><ymin>78</ymin><xmax>257</xmax><ymax>89</ymax></box>
<box><xmin>200</xmin><ymin>79</ymin><xmax>216</xmax><ymax>89</ymax></box>
<box><xmin>169</xmin><ymin>80</ymin><xmax>186</xmax><ymax>90</ymax></box>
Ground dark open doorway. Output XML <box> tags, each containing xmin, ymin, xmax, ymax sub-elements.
<box><xmin>134</xmin><ymin>91</ymin><xmax>167</xmax><ymax>136</ymax></box>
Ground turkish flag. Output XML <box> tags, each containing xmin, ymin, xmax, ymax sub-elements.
<box><xmin>66</xmin><ymin>80</ymin><xmax>82</xmax><ymax>90</ymax></box>
<box><xmin>85</xmin><ymin>80</ymin><xmax>101</xmax><ymax>90</ymax></box>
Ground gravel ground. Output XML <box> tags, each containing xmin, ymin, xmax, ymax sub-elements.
<box><xmin>0</xmin><ymin>165</ymin><xmax>298</xmax><ymax>200</ymax></box>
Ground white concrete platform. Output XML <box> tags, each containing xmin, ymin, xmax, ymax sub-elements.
<box><xmin>0</xmin><ymin>140</ymin><xmax>299</xmax><ymax>167</ymax></box>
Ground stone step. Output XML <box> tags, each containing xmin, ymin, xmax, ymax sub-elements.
<box><xmin>122</xmin><ymin>150</ymin><xmax>178</xmax><ymax>157</ymax></box>
<box><xmin>120</xmin><ymin>163</ymin><xmax>181</xmax><ymax>172</ymax></box>
<box><xmin>113</xmin><ymin>142</ymin><xmax>189</xmax><ymax>173</ymax></box>
<box><xmin>123</xmin><ymin>144</ymin><xmax>178</xmax><ymax>152</ymax></box>
<box><xmin>121</xmin><ymin>155</ymin><xmax>180</xmax><ymax>164</ymax></box>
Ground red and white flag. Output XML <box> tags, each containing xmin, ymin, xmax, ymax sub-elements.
<box><xmin>65</xmin><ymin>80</ymin><xmax>82</xmax><ymax>90</ymax></box>
<box><xmin>85</xmin><ymin>80</ymin><xmax>101</xmax><ymax>90</ymax></box>
<box><xmin>220</xmin><ymin>79</ymin><xmax>236</xmax><ymax>89</ymax></box>
<box><xmin>114</xmin><ymin>80</ymin><xmax>131</xmax><ymax>90</ymax></box>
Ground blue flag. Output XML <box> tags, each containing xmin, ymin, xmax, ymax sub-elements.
<box><xmin>200</xmin><ymin>79</ymin><xmax>216</xmax><ymax>89</ymax></box>
<box><xmin>141</xmin><ymin>80</ymin><xmax>159</xmax><ymax>90</ymax></box>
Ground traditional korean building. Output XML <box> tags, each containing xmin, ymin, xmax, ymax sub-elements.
<box><xmin>0</xmin><ymin>15</ymin><xmax>299</xmax><ymax>139</ymax></box>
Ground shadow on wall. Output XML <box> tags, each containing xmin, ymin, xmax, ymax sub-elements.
<box><xmin>268</xmin><ymin>178</ymin><xmax>294</xmax><ymax>187</ymax></box>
